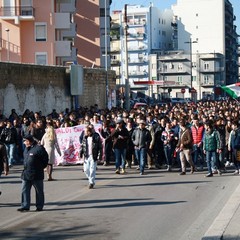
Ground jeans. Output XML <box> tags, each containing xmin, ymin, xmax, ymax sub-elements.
<box><xmin>135</xmin><ymin>148</ymin><xmax>147</xmax><ymax>173</ymax></box>
<box><xmin>205</xmin><ymin>151</ymin><xmax>217</xmax><ymax>174</ymax></box>
<box><xmin>164</xmin><ymin>145</ymin><xmax>173</xmax><ymax>166</ymax></box>
<box><xmin>232</xmin><ymin>149</ymin><xmax>240</xmax><ymax>171</ymax></box>
<box><xmin>21</xmin><ymin>179</ymin><xmax>44</xmax><ymax>210</ymax></box>
<box><xmin>114</xmin><ymin>148</ymin><xmax>126</xmax><ymax>170</ymax></box>
<box><xmin>84</xmin><ymin>155</ymin><xmax>97</xmax><ymax>185</ymax></box>
<box><xmin>5</xmin><ymin>143</ymin><xmax>16</xmax><ymax>166</ymax></box>
<box><xmin>192</xmin><ymin>144</ymin><xmax>204</xmax><ymax>167</ymax></box>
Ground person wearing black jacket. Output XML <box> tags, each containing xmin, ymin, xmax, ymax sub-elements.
<box><xmin>17</xmin><ymin>134</ymin><xmax>48</xmax><ymax>212</ymax></box>
<box><xmin>79</xmin><ymin>125</ymin><xmax>102</xmax><ymax>189</ymax></box>
<box><xmin>0</xmin><ymin>141</ymin><xmax>8</xmax><ymax>195</ymax></box>
<box><xmin>111</xmin><ymin>118</ymin><xmax>129</xmax><ymax>174</ymax></box>
<box><xmin>1</xmin><ymin>120</ymin><xmax>18</xmax><ymax>167</ymax></box>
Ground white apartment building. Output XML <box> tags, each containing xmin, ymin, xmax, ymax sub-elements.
<box><xmin>157</xmin><ymin>0</ymin><xmax>238</xmax><ymax>100</ymax></box>
<box><xmin>117</xmin><ymin>5</ymin><xmax>173</xmax><ymax>97</ymax></box>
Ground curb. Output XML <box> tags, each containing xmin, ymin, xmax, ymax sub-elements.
<box><xmin>202</xmin><ymin>181</ymin><xmax>240</xmax><ymax>240</ymax></box>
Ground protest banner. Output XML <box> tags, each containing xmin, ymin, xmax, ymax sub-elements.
<box><xmin>54</xmin><ymin>124</ymin><xmax>104</xmax><ymax>165</ymax></box>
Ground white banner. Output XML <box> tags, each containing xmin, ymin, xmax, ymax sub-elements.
<box><xmin>54</xmin><ymin>124</ymin><xmax>104</xmax><ymax>165</ymax></box>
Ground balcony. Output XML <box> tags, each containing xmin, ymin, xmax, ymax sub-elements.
<box><xmin>128</xmin><ymin>46</ymin><xmax>147</xmax><ymax>52</ymax></box>
<box><xmin>0</xmin><ymin>6</ymin><xmax>35</xmax><ymax>21</ymax></box>
<box><xmin>61</xmin><ymin>23</ymin><xmax>76</xmax><ymax>38</ymax></box>
<box><xmin>199</xmin><ymin>67</ymin><xmax>224</xmax><ymax>73</ymax></box>
<box><xmin>128</xmin><ymin>58</ymin><xmax>148</xmax><ymax>65</ymax></box>
<box><xmin>61</xmin><ymin>47</ymin><xmax>77</xmax><ymax>64</ymax></box>
<box><xmin>55</xmin><ymin>41</ymin><xmax>72</xmax><ymax>57</ymax></box>
<box><xmin>201</xmin><ymin>81</ymin><xmax>214</xmax><ymax>87</ymax></box>
<box><xmin>59</xmin><ymin>0</ymin><xmax>76</xmax><ymax>13</ymax></box>
<box><xmin>54</xmin><ymin>13</ymin><xmax>71</xmax><ymax>29</ymax></box>
<box><xmin>129</xmin><ymin>71</ymin><xmax>148</xmax><ymax>77</ymax></box>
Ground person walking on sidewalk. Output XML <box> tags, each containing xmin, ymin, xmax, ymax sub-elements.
<box><xmin>79</xmin><ymin>125</ymin><xmax>103</xmax><ymax>189</ymax></box>
<box><xmin>18</xmin><ymin>134</ymin><xmax>48</xmax><ymax>212</ymax></box>
<box><xmin>132</xmin><ymin>119</ymin><xmax>152</xmax><ymax>175</ymax></box>
<box><xmin>176</xmin><ymin>119</ymin><xmax>195</xmax><ymax>175</ymax></box>
<box><xmin>0</xmin><ymin>141</ymin><xmax>8</xmax><ymax>196</ymax></box>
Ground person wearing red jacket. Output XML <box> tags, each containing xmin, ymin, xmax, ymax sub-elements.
<box><xmin>191</xmin><ymin>115</ymin><xmax>205</xmax><ymax>170</ymax></box>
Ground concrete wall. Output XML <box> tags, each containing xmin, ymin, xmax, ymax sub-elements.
<box><xmin>0</xmin><ymin>62</ymin><xmax>116</xmax><ymax>116</ymax></box>
<box><xmin>79</xmin><ymin>68</ymin><xmax>116</xmax><ymax>109</ymax></box>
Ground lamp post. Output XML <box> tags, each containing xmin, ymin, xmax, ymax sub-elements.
<box><xmin>104</xmin><ymin>0</ymin><xmax>109</xmax><ymax>109</ymax></box>
<box><xmin>124</xmin><ymin>4</ymin><xmax>130</xmax><ymax>110</ymax></box>
<box><xmin>184</xmin><ymin>38</ymin><xmax>197</xmax><ymax>90</ymax></box>
<box><xmin>5</xmin><ymin>28</ymin><xmax>10</xmax><ymax>62</ymax></box>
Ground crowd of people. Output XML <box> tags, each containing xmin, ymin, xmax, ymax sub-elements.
<box><xmin>1</xmin><ymin>98</ymin><xmax>240</xmax><ymax>202</ymax></box>
<box><xmin>1</xmin><ymin>98</ymin><xmax>240</xmax><ymax>210</ymax></box>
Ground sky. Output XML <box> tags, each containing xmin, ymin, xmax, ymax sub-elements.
<box><xmin>111</xmin><ymin>0</ymin><xmax>240</xmax><ymax>35</ymax></box>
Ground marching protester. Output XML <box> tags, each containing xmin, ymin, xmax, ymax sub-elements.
<box><xmin>111</xmin><ymin>118</ymin><xmax>129</xmax><ymax>174</ymax></box>
<box><xmin>18</xmin><ymin>134</ymin><xmax>48</xmax><ymax>212</ymax></box>
<box><xmin>41</xmin><ymin>122</ymin><xmax>61</xmax><ymax>181</ymax></box>
<box><xmin>176</xmin><ymin>119</ymin><xmax>195</xmax><ymax>175</ymax></box>
<box><xmin>0</xmin><ymin>140</ymin><xmax>8</xmax><ymax>196</ymax></box>
<box><xmin>79</xmin><ymin>125</ymin><xmax>103</xmax><ymax>189</ymax></box>
<box><xmin>161</xmin><ymin>120</ymin><xmax>175</xmax><ymax>172</ymax></box>
<box><xmin>203</xmin><ymin>121</ymin><xmax>221</xmax><ymax>177</ymax></box>
<box><xmin>132</xmin><ymin>119</ymin><xmax>152</xmax><ymax>175</ymax></box>
<box><xmin>1</xmin><ymin>120</ymin><xmax>18</xmax><ymax>167</ymax></box>
<box><xmin>228</xmin><ymin>120</ymin><xmax>240</xmax><ymax>175</ymax></box>
<box><xmin>191</xmin><ymin>115</ymin><xmax>205</xmax><ymax>170</ymax></box>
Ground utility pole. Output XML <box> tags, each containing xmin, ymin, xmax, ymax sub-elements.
<box><xmin>124</xmin><ymin>4</ymin><xmax>130</xmax><ymax>110</ymax></box>
<box><xmin>185</xmin><ymin>38</ymin><xmax>197</xmax><ymax>97</ymax></box>
<box><xmin>105</xmin><ymin>0</ymin><xmax>109</xmax><ymax>109</ymax></box>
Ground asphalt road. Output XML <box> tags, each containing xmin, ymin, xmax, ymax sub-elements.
<box><xmin>0</xmin><ymin>164</ymin><xmax>239</xmax><ymax>240</ymax></box>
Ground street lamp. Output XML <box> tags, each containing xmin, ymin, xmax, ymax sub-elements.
<box><xmin>184</xmin><ymin>38</ymin><xmax>197</xmax><ymax>90</ymax></box>
<box><xmin>104</xmin><ymin>0</ymin><xmax>109</xmax><ymax>109</ymax></box>
<box><xmin>124</xmin><ymin>4</ymin><xmax>130</xmax><ymax>110</ymax></box>
<box><xmin>5</xmin><ymin>28</ymin><xmax>10</xmax><ymax>62</ymax></box>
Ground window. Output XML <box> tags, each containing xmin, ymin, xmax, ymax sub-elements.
<box><xmin>178</xmin><ymin>63</ymin><xmax>183</xmax><ymax>71</ymax></box>
<box><xmin>177</xmin><ymin>76</ymin><xmax>183</xmax><ymax>84</ymax></box>
<box><xmin>204</xmin><ymin>62</ymin><xmax>209</xmax><ymax>70</ymax></box>
<box><xmin>100</xmin><ymin>8</ymin><xmax>105</xmax><ymax>17</ymax></box>
<box><xmin>35</xmin><ymin>23</ymin><xmax>47</xmax><ymax>41</ymax></box>
<box><xmin>204</xmin><ymin>75</ymin><xmax>209</xmax><ymax>84</ymax></box>
<box><xmin>35</xmin><ymin>52</ymin><xmax>47</xmax><ymax>65</ymax></box>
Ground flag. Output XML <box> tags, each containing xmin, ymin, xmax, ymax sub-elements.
<box><xmin>221</xmin><ymin>83</ymin><xmax>240</xmax><ymax>98</ymax></box>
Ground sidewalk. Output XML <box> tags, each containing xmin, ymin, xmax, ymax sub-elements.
<box><xmin>202</xmin><ymin>179</ymin><xmax>240</xmax><ymax>240</ymax></box>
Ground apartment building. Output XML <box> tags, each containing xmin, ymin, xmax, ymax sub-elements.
<box><xmin>74</xmin><ymin>0</ymin><xmax>111</xmax><ymax>68</ymax></box>
<box><xmin>0</xmin><ymin>0</ymin><xmax>112</xmax><ymax>68</ymax></box>
<box><xmin>158</xmin><ymin>0</ymin><xmax>239</xmax><ymax>100</ymax></box>
<box><xmin>0</xmin><ymin>0</ymin><xmax>76</xmax><ymax>65</ymax></box>
<box><xmin>112</xmin><ymin>5</ymin><xmax>173</xmax><ymax>97</ymax></box>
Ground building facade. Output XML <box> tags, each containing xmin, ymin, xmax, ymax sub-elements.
<box><xmin>0</xmin><ymin>0</ymin><xmax>112</xmax><ymax>68</ymax></box>
<box><xmin>111</xmin><ymin>0</ymin><xmax>239</xmax><ymax>101</ymax></box>
<box><xmin>111</xmin><ymin>4</ymin><xmax>173</xmax><ymax>99</ymax></box>
<box><xmin>160</xmin><ymin>0</ymin><xmax>239</xmax><ymax>100</ymax></box>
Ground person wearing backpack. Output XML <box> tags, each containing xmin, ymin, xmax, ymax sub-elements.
<box><xmin>17</xmin><ymin>134</ymin><xmax>49</xmax><ymax>212</ymax></box>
